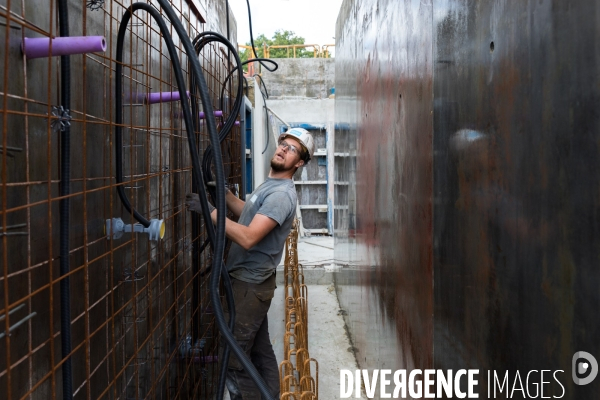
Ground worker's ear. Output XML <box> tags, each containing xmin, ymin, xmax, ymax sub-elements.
<box><xmin>294</xmin><ymin>159</ymin><xmax>305</xmax><ymax>168</ymax></box>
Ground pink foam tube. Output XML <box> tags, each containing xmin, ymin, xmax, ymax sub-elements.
<box><xmin>145</xmin><ymin>91</ymin><xmax>190</xmax><ymax>104</ymax></box>
<box><xmin>22</xmin><ymin>36</ymin><xmax>106</xmax><ymax>59</ymax></box>
<box><xmin>199</xmin><ymin>110</ymin><xmax>223</xmax><ymax>119</ymax></box>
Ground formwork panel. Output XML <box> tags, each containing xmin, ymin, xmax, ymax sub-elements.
<box><xmin>334</xmin><ymin>0</ymin><xmax>434</xmax><ymax>377</ymax></box>
<box><xmin>0</xmin><ymin>0</ymin><xmax>241</xmax><ymax>398</ymax></box>
<box><xmin>335</xmin><ymin>0</ymin><xmax>600</xmax><ymax>398</ymax></box>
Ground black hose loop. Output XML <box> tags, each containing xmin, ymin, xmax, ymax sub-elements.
<box><xmin>245</xmin><ymin>0</ymin><xmax>277</xmax><ymax>72</ymax></box>
<box><xmin>115</xmin><ymin>2</ymin><xmax>274</xmax><ymax>397</ymax></box>
<box><xmin>218</xmin><ymin>265</ymin><xmax>236</xmax><ymax>399</ymax></box>
<box><xmin>191</xmin><ymin>31</ymin><xmax>244</xmax><ymax>201</ymax></box>
<box><xmin>153</xmin><ymin>0</ymin><xmax>276</xmax><ymax>397</ymax></box>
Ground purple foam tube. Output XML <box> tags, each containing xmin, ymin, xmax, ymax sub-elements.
<box><xmin>145</xmin><ymin>91</ymin><xmax>190</xmax><ymax>104</ymax></box>
<box><xmin>22</xmin><ymin>36</ymin><xmax>106</xmax><ymax>59</ymax></box>
<box><xmin>198</xmin><ymin>110</ymin><xmax>223</xmax><ymax>119</ymax></box>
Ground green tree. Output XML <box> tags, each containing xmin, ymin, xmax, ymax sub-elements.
<box><xmin>239</xmin><ymin>30</ymin><xmax>314</xmax><ymax>67</ymax></box>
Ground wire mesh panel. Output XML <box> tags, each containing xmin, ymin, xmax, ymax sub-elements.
<box><xmin>0</xmin><ymin>0</ymin><xmax>241</xmax><ymax>398</ymax></box>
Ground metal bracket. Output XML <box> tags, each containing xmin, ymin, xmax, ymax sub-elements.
<box><xmin>86</xmin><ymin>0</ymin><xmax>104</xmax><ymax>11</ymax></box>
<box><xmin>51</xmin><ymin>105</ymin><xmax>72</xmax><ymax>132</ymax></box>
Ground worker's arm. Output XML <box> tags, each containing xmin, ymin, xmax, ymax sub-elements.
<box><xmin>209</xmin><ymin>209</ymin><xmax>277</xmax><ymax>250</ymax></box>
<box><xmin>225</xmin><ymin>190</ymin><xmax>245</xmax><ymax>218</ymax></box>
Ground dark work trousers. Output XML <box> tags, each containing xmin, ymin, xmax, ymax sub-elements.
<box><xmin>223</xmin><ymin>274</ymin><xmax>280</xmax><ymax>400</ymax></box>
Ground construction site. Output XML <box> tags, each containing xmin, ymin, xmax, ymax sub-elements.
<box><xmin>1</xmin><ymin>0</ymin><xmax>600</xmax><ymax>399</ymax></box>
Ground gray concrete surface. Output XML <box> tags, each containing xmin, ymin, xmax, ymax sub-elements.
<box><xmin>265</xmin><ymin>98</ymin><xmax>335</xmax><ymax>126</ymax></box>
<box><xmin>259</xmin><ymin>58</ymin><xmax>335</xmax><ymax>99</ymax></box>
<box><xmin>276</xmin><ymin>235</ymin><xmax>337</xmax><ymax>285</ymax></box>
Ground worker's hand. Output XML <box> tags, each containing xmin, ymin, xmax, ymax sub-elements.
<box><xmin>185</xmin><ymin>193</ymin><xmax>203</xmax><ymax>213</ymax></box>
<box><xmin>207</xmin><ymin>180</ymin><xmax>237</xmax><ymax>196</ymax></box>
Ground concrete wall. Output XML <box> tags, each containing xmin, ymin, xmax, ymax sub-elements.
<box><xmin>335</xmin><ymin>0</ymin><xmax>600</xmax><ymax>398</ymax></box>
<box><xmin>264</xmin><ymin>98</ymin><xmax>334</xmax><ymax>124</ymax></box>
<box><xmin>259</xmin><ymin>58</ymin><xmax>335</xmax><ymax>99</ymax></box>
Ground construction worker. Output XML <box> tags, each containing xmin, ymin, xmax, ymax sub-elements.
<box><xmin>185</xmin><ymin>127</ymin><xmax>315</xmax><ymax>399</ymax></box>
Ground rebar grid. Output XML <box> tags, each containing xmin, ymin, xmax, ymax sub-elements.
<box><xmin>280</xmin><ymin>221</ymin><xmax>318</xmax><ymax>400</ymax></box>
<box><xmin>0</xmin><ymin>0</ymin><xmax>241</xmax><ymax>398</ymax></box>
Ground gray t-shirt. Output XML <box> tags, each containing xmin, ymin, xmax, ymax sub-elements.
<box><xmin>226</xmin><ymin>177</ymin><xmax>297</xmax><ymax>283</ymax></box>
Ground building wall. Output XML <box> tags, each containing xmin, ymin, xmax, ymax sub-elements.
<box><xmin>0</xmin><ymin>0</ymin><xmax>239</xmax><ymax>398</ymax></box>
<box><xmin>335</xmin><ymin>0</ymin><xmax>600</xmax><ymax>398</ymax></box>
<box><xmin>259</xmin><ymin>58</ymin><xmax>335</xmax><ymax>99</ymax></box>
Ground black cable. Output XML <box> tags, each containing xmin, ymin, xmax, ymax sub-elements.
<box><xmin>220</xmin><ymin>58</ymin><xmax>277</xmax><ymax>114</ymax></box>
<box><xmin>191</xmin><ymin>200</ymin><xmax>201</xmax><ymax>342</ymax></box>
<box><xmin>57</xmin><ymin>0</ymin><xmax>73</xmax><ymax>397</ymax></box>
<box><xmin>189</xmin><ymin>29</ymin><xmax>246</xmax><ymax>400</ymax></box>
<box><xmin>193</xmin><ymin>25</ymin><xmax>279</xmax><ymax>399</ymax></box>
<box><xmin>201</xmin><ymin>58</ymin><xmax>278</xmax><ymax>196</ymax></box>
<box><xmin>114</xmin><ymin>10</ymin><xmax>151</xmax><ymax>227</ymax></box>
<box><xmin>193</xmin><ymin>31</ymin><xmax>245</xmax><ymax>141</ymax></box>
<box><xmin>153</xmin><ymin>1</ymin><xmax>276</xmax><ymax>397</ymax></box>
<box><xmin>252</xmin><ymin>72</ymin><xmax>270</xmax><ymax>100</ymax></box>
<box><xmin>191</xmin><ymin>31</ymin><xmax>244</xmax><ymax>200</ymax></box>
<box><xmin>195</xmin><ymin>26</ymin><xmax>277</xmax><ymax>400</ymax></box>
<box><xmin>244</xmin><ymin>0</ymin><xmax>277</xmax><ymax>73</ymax></box>
<box><xmin>121</xmin><ymin>1</ymin><xmax>274</xmax><ymax>397</ymax></box>
<box><xmin>114</xmin><ymin>2</ymin><xmax>276</xmax><ymax>397</ymax></box>
<box><xmin>188</xmin><ymin>33</ymin><xmax>243</xmax><ymax>398</ymax></box>
<box><xmin>115</xmin><ymin>5</ymin><xmax>229</xmax><ymax>390</ymax></box>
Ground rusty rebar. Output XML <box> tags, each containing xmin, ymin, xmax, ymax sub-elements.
<box><xmin>279</xmin><ymin>220</ymin><xmax>319</xmax><ymax>399</ymax></box>
<box><xmin>0</xmin><ymin>0</ymin><xmax>242</xmax><ymax>398</ymax></box>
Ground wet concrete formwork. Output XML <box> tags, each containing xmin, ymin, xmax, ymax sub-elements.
<box><xmin>334</xmin><ymin>0</ymin><xmax>600</xmax><ymax>398</ymax></box>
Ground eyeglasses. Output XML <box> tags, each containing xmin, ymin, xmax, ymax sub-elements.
<box><xmin>277</xmin><ymin>140</ymin><xmax>300</xmax><ymax>156</ymax></box>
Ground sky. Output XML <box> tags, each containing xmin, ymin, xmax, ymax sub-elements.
<box><xmin>228</xmin><ymin>0</ymin><xmax>344</xmax><ymax>54</ymax></box>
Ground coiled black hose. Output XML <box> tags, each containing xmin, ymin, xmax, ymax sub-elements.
<box><xmin>190</xmin><ymin>48</ymin><xmax>278</xmax><ymax>400</ymax></box>
<box><xmin>57</xmin><ymin>0</ymin><xmax>73</xmax><ymax>397</ymax></box>
<box><xmin>190</xmin><ymin>30</ymin><xmax>249</xmax><ymax>399</ymax></box>
<box><xmin>115</xmin><ymin>0</ymin><xmax>227</xmax><ymax>361</ymax></box>
<box><xmin>115</xmin><ymin>2</ymin><xmax>274</xmax><ymax>398</ymax></box>
<box><xmin>244</xmin><ymin>0</ymin><xmax>278</xmax><ymax>73</ymax></box>
<box><xmin>153</xmin><ymin>0</ymin><xmax>276</xmax><ymax>397</ymax></box>
<box><xmin>200</xmin><ymin>58</ymin><xmax>278</xmax><ymax>191</ymax></box>
<box><xmin>192</xmin><ymin>35</ymin><xmax>279</xmax><ymax>400</ymax></box>
<box><xmin>188</xmin><ymin>30</ymin><xmax>242</xmax><ymax>399</ymax></box>
<box><xmin>115</xmin><ymin>0</ymin><xmax>222</xmax><ymax>330</ymax></box>
<box><xmin>219</xmin><ymin>58</ymin><xmax>276</xmax><ymax>118</ymax></box>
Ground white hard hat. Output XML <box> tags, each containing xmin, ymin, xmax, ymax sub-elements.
<box><xmin>279</xmin><ymin>127</ymin><xmax>315</xmax><ymax>164</ymax></box>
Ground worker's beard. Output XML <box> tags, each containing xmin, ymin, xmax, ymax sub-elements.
<box><xmin>270</xmin><ymin>157</ymin><xmax>287</xmax><ymax>172</ymax></box>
